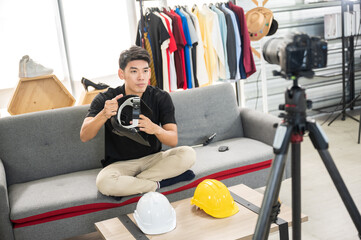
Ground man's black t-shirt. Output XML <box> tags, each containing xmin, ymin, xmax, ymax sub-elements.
<box><xmin>86</xmin><ymin>85</ymin><xmax>176</xmax><ymax>167</ymax></box>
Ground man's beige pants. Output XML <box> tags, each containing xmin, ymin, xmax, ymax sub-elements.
<box><xmin>96</xmin><ymin>146</ymin><xmax>196</xmax><ymax>197</ymax></box>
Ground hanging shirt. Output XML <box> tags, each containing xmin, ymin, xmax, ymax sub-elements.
<box><xmin>163</xmin><ymin>9</ymin><xmax>187</xmax><ymax>90</ymax></box>
<box><xmin>187</xmin><ymin>7</ymin><xmax>209</xmax><ymax>86</ymax></box>
<box><xmin>221</xmin><ymin>4</ymin><xmax>241</xmax><ymax>80</ymax></box>
<box><xmin>211</xmin><ymin>5</ymin><xmax>230</xmax><ymax>80</ymax></box>
<box><xmin>226</xmin><ymin>3</ymin><xmax>246</xmax><ymax>79</ymax></box>
<box><xmin>183</xmin><ymin>6</ymin><xmax>199</xmax><ymax>87</ymax></box>
<box><xmin>175</xmin><ymin>8</ymin><xmax>193</xmax><ymax>89</ymax></box>
<box><xmin>170</xmin><ymin>9</ymin><xmax>188</xmax><ymax>89</ymax></box>
<box><xmin>144</xmin><ymin>32</ymin><xmax>158</xmax><ymax>86</ymax></box>
<box><xmin>153</xmin><ymin>12</ymin><xmax>171</xmax><ymax>92</ymax></box>
<box><xmin>135</xmin><ymin>22</ymin><xmax>157</xmax><ymax>86</ymax></box>
<box><xmin>228</xmin><ymin>1</ymin><xmax>256</xmax><ymax>78</ymax></box>
<box><xmin>203</xmin><ymin>5</ymin><xmax>225</xmax><ymax>82</ymax></box>
<box><xmin>196</xmin><ymin>6</ymin><xmax>216</xmax><ymax>85</ymax></box>
<box><xmin>160</xmin><ymin>12</ymin><xmax>178</xmax><ymax>92</ymax></box>
<box><xmin>201</xmin><ymin>7</ymin><xmax>225</xmax><ymax>81</ymax></box>
<box><xmin>199</xmin><ymin>5</ymin><xmax>225</xmax><ymax>83</ymax></box>
<box><xmin>180</xmin><ymin>8</ymin><xmax>199</xmax><ymax>88</ymax></box>
<box><xmin>137</xmin><ymin>13</ymin><xmax>170</xmax><ymax>89</ymax></box>
<box><xmin>217</xmin><ymin>5</ymin><xmax>237</xmax><ymax>79</ymax></box>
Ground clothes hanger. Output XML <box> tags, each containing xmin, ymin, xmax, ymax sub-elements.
<box><xmin>145</xmin><ymin>7</ymin><xmax>151</xmax><ymax>15</ymax></box>
<box><xmin>192</xmin><ymin>4</ymin><xmax>198</xmax><ymax>12</ymax></box>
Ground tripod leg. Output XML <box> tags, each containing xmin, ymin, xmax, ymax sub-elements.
<box><xmin>291</xmin><ymin>142</ymin><xmax>301</xmax><ymax>240</ymax></box>
<box><xmin>327</xmin><ymin>110</ymin><xmax>344</xmax><ymax>126</ymax></box>
<box><xmin>308</xmin><ymin>120</ymin><xmax>361</xmax><ymax>235</ymax></box>
<box><xmin>253</xmin><ymin>124</ymin><xmax>293</xmax><ymax>240</ymax></box>
<box><xmin>357</xmin><ymin>109</ymin><xmax>361</xmax><ymax>144</ymax></box>
<box><xmin>328</xmin><ymin>94</ymin><xmax>361</xmax><ymax>126</ymax></box>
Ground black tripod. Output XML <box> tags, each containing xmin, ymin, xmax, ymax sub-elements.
<box><xmin>327</xmin><ymin>92</ymin><xmax>360</xmax><ymax>127</ymax></box>
<box><xmin>327</xmin><ymin>92</ymin><xmax>361</xmax><ymax>144</ymax></box>
<box><xmin>253</xmin><ymin>72</ymin><xmax>361</xmax><ymax>240</ymax></box>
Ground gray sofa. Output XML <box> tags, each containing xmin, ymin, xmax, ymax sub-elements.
<box><xmin>0</xmin><ymin>83</ymin><xmax>289</xmax><ymax>240</ymax></box>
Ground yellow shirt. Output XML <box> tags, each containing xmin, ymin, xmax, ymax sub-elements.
<box><xmin>194</xmin><ymin>6</ymin><xmax>217</xmax><ymax>86</ymax></box>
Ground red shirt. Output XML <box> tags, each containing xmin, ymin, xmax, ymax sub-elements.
<box><xmin>228</xmin><ymin>2</ymin><xmax>256</xmax><ymax>78</ymax></box>
<box><xmin>163</xmin><ymin>9</ymin><xmax>187</xmax><ymax>89</ymax></box>
<box><xmin>159</xmin><ymin>13</ymin><xmax>177</xmax><ymax>91</ymax></box>
<box><xmin>170</xmin><ymin>9</ymin><xmax>188</xmax><ymax>89</ymax></box>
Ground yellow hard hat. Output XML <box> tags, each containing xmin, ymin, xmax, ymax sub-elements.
<box><xmin>190</xmin><ymin>179</ymin><xmax>239</xmax><ymax>218</ymax></box>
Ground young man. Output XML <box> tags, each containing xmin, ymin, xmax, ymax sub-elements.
<box><xmin>80</xmin><ymin>46</ymin><xmax>196</xmax><ymax>197</ymax></box>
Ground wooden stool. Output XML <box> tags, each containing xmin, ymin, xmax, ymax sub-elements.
<box><xmin>78</xmin><ymin>89</ymin><xmax>108</xmax><ymax>105</ymax></box>
<box><xmin>8</xmin><ymin>75</ymin><xmax>75</xmax><ymax>115</ymax></box>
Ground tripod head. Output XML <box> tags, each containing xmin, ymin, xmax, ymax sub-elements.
<box><xmin>272</xmin><ymin>70</ymin><xmax>315</xmax><ymax>81</ymax></box>
<box><xmin>274</xmin><ymin>70</ymin><xmax>314</xmax><ymax>134</ymax></box>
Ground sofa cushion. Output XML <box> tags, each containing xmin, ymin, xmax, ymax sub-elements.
<box><xmin>191</xmin><ymin>138</ymin><xmax>273</xmax><ymax>178</ymax></box>
<box><xmin>9</xmin><ymin>137</ymin><xmax>273</xmax><ymax>228</ymax></box>
<box><xmin>169</xmin><ymin>83</ymin><xmax>244</xmax><ymax>148</ymax></box>
<box><xmin>0</xmin><ymin>106</ymin><xmax>104</xmax><ymax>186</ymax></box>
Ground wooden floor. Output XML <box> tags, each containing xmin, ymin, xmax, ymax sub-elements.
<box><xmin>264</xmin><ymin>108</ymin><xmax>361</xmax><ymax>240</ymax></box>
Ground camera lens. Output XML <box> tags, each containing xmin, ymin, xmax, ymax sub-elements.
<box><xmin>262</xmin><ymin>32</ymin><xmax>327</xmax><ymax>74</ymax></box>
<box><xmin>263</xmin><ymin>37</ymin><xmax>282</xmax><ymax>65</ymax></box>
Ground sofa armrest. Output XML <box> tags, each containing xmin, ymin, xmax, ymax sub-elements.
<box><xmin>240</xmin><ymin>108</ymin><xmax>280</xmax><ymax>146</ymax></box>
<box><xmin>0</xmin><ymin>159</ymin><xmax>14</xmax><ymax>240</ymax></box>
<box><xmin>240</xmin><ymin>108</ymin><xmax>292</xmax><ymax>180</ymax></box>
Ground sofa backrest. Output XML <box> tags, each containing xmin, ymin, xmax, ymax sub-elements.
<box><xmin>0</xmin><ymin>83</ymin><xmax>243</xmax><ymax>185</ymax></box>
<box><xmin>0</xmin><ymin>105</ymin><xmax>104</xmax><ymax>185</ymax></box>
<box><xmin>168</xmin><ymin>83</ymin><xmax>244</xmax><ymax>148</ymax></box>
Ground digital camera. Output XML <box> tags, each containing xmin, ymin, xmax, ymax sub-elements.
<box><xmin>263</xmin><ymin>32</ymin><xmax>327</xmax><ymax>74</ymax></box>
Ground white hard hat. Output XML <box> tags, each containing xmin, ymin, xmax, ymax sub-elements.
<box><xmin>134</xmin><ymin>192</ymin><xmax>176</xmax><ymax>235</ymax></box>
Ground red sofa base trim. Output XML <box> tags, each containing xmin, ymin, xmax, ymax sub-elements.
<box><xmin>12</xmin><ymin>159</ymin><xmax>272</xmax><ymax>229</ymax></box>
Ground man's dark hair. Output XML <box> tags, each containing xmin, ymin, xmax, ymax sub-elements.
<box><xmin>118</xmin><ymin>46</ymin><xmax>150</xmax><ymax>70</ymax></box>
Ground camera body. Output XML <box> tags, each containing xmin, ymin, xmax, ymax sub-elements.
<box><xmin>263</xmin><ymin>32</ymin><xmax>327</xmax><ymax>74</ymax></box>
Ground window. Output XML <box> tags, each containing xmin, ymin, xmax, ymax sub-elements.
<box><xmin>0</xmin><ymin>0</ymin><xmax>63</xmax><ymax>90</ymax></box>
<box><xmin>0</xmin><ymin>0</ymin><xmax>133</xmax><ymax>115</ymax></box>
<box><xmin>61</xmin><ymin>0</ymin><xmax>131</xmax><ymax>86</ymax></box>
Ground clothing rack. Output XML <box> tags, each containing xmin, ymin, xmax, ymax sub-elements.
<box><xmin>136</xmin><ymin>0</ymin><xmax>248</xmax><ymax>108</ymax></box>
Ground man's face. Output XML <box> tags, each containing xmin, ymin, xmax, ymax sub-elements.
<box><xmin>118</xmin><ymin>60</ymin><xmax>150</xmax><ymax>96</ymax></box>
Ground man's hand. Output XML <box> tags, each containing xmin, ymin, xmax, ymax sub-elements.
<box><xmin>103</xmin><ymin>94</ymin><xmax>123</xmax><ymax>119</ymax></box>
<box><xmin>138</xmin><ymin>114</ymin><xmax>178</xmax><ymax>147</ymax></box>
<box><xmin>138</xmin><ymin>114</ymin><xmax>161</xmax><ymax>135</ymax></box>
<box><xmin>80</xmin><ymin>94</ymin><xmax>123</xmax><ymax>142</ymax></box>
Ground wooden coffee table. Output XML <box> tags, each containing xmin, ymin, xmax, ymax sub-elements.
<box><xmin>94</xmin><ymin>184</ymin><xmax>308</xmax><ymax>240</ymax></box>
